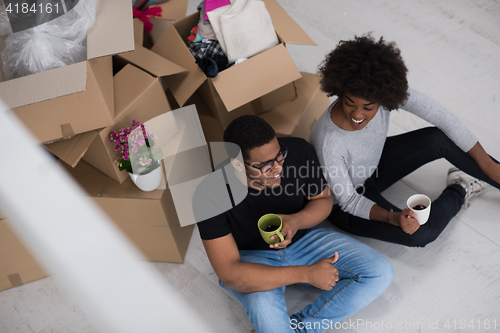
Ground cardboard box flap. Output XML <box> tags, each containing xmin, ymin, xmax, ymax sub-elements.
<box><xmin>87</xmin><ymin>0</ymin><xmax>135</xmax><ymax>59</ymax></box>
<box><xmin>117</xmin><ymin>44</ymin><xmax>187</xmax><ymax>79</ymax></box>
<box><xmin>11</xmin><ymin>58</ymin><xmax>115</xmax><ymax>143</ymax></box>
<box><xmin>0</xmin><ymin>62</ymin><xmax>87</xmax><ymax>109</ymax></box>
<box><xmin>45</xmin><ymin>131</ymin><xmax>100</xmax><ymax>168</ymax></box>
<box><xmin>114</xmin><ymin>64</ymin><xmax>158</xmax><ymax>120</ymax></box>
<box><xmin>156</xmin><ymin>0</ymin><xmax>189</xmax><ymax>21</ymax></box>
<box><xmin>213</xmin><ymin>43</ymin><xmax>302</xmax><ymax>112</ymax></box>
<box><xmin>263</xmin><ymin>0</ymin><xmax>316</xmax><ymax>46</ymax></box>
<box><xmin>133</xmin><ymin>18</ymin><xmax>145</xmax><ymax>45</ymax></box>
<box><xmin>90</xmin><ymin>56</ymin><xmax>115</xmax><ymax>120</ymax></box>
<box><xmin>260</xmin><ymin>72</ymin><xmax>321</xmax><ymax>135</ymax></box>
<box><xmin>152</xmin><ymin>22</ymin><xmax>206</xmax><ymax>106</ymax></box>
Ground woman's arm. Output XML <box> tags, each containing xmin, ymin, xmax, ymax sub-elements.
<box><xmin>467</xmin><ymin>142</ymin><xmax>500</xmax><ymax>184</ymax></box>
<box><xmin>402</xmin><ymin>87</ymin><xmax>478</xmax><ymax>153</ymax></box>
<box><xmin>369</xmin><ymin>204</ymin><xmax>419</xmax><ymax>235</ymax></box>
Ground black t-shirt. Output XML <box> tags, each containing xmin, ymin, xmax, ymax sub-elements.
<box><xmin>196</xmin><ymin>137</ymin><xmax>328</xmax><ymax>251</ymax></box>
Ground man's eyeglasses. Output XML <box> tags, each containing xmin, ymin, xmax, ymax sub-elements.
<box><xmin>245</xmin><ymin>144</ymin><xmax>288</xmax><ymax>174</ymax></box>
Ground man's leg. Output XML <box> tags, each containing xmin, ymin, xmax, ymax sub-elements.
<box><xmin>286</xmin><ymin>226</ymin><xmax>394</xmax><ymax>333</ymax></box>
<box><xmin>219</xmin><ymin>250</ymin><xmax>294</xmax><ymax>333</ymax></box>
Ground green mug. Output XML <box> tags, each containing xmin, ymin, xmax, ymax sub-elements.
<box><xmin>258</xmin><ymin>214</ymin><xmax>285</xmax><ymax>244</ymax></box>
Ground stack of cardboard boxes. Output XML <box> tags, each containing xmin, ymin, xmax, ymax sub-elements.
<box><xmin>0</xmin><ymin>0</ymin><xmax>331</xmax><ymax>292</ymax></box>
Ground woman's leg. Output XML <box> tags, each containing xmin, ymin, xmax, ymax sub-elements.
<box><xmin>374</xmin><ymin>127</ymin><xmax>500</xmax><ymax>192</ymax></box>
<box><xmin>328</xmin><ymin>127</ymin><xmax>498</xmax><ymax>247</ymax></box>
<box><xmin>329</xmin><ymin>183</ymin><xmax>465</xmax><ymax>247</ymax></box>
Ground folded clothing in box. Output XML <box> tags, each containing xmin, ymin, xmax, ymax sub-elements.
<box><xmin>207</xmin><ymin>0</ymin><xmax>279</xmax><ymax>63</ymax></box>
<box><xmin>152</xmin><ymin>0</ymin><xmax>315</xmax><ymax>113</ymax></box>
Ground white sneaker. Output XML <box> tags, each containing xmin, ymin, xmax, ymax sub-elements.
<box><xmin>447</xmin><ymin>167</ymin><xmax>488</xmax><ymax>208</ymax></box>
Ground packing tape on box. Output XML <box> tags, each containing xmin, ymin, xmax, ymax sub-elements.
<box><xmin>8</xmin><ymin>273</ymin><xmax>23</xmax><ymax>287</ymax></box>
<box><xmin>61</xmin><ymin>123</ymin><xmax>75</xmax><ymax>139</ymax></box>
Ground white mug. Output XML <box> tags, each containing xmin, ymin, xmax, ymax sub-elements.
<box><xmin>407</xmin><ymin>194</ymin><xmax>431</xmax><ymax>225</ymax></box>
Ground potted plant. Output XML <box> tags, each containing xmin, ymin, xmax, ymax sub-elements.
<box><xmin>109</xmin><ymin>120</ymin><xmax>164</xmax><ymax>191</ymax></box>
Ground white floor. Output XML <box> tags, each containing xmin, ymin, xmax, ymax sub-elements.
<box><xmin>1</xmin><ymin>0</ymin><xmax>500</xmax><ymax>332</ymax></box>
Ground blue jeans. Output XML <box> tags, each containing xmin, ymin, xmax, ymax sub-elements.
<box><xmin>220</xmin><ymin>226</ymin><xmax>394</xmax><ymax>333</ymax></box>
<box><xmin>329</xmin><ymin>127</ymin><xmax>500</xmax><ymax>247</ymax></box>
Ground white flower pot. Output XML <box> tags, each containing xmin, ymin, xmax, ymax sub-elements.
<box><xmin>128</xmin><ymin>164</ymin><xmax>162</xmax><ymax>192</ymax></box>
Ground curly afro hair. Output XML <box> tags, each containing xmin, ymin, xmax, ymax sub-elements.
<box><xmin>223</xmin><ymin>115</ymin><xmax>276</xmax><ymax>161</ymax></box>
<box><xmin>318</xmin><ymin>34</ymin><xmax>409</xmax><ymax>110</ymax></box>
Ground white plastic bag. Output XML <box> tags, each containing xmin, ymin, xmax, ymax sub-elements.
<box><xmin>0</xmin><ymin>5</ymin><xmax>13</xmax><ymax>35</ymax></box>
<box><xmin>1</xmin><ymin>0</ymin><xmax>100</xmax><ymax>80</ymax></box>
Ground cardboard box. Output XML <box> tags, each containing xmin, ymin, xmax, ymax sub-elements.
<box><xmin>61</xmin><ymin>161</ymin><xmax>194</xmax><ymax>263</ymax></box>
<box><xmin>0</xmin><ymin>0</ymin><xmax>135</xmax><ymax>143</ymax></box>
<box><xmin>0</xmin><ymin>218</ymin><xmax>48</xmax><ymax>292</ymax></box>
<box><xmin>185</xmin><ymin>93</ymin><xmax>224</xmax><ymax>143</ymax></box>
<box><xmin>259</xmin><ymin>72</ymin><xmax>330</xmax><ymax>141</ymax></box>
<box><xmin>115</xmin><ymin>19</ymin><xmax>186</xmax><ymax>79</ymax></box>
<box><xmin>149</xmin><ymin>0</ymin><xmax>189</xmax><ymax>44</ymax></box>
<box><xmin>252</xmin><ymin>82</ymin><xmax>297</xmax><ymax>116</ymax></box>
<box><xmin>82</xmin><ymin>64</ymin><xmax>174</xmax><ymax>183</ymax></box>
<box><xmin>152</xmin><ymin>0</ymin><xmax>315</xmax><ymax>114</ymax></box>
<box><xmin>45</xmin><ymin>64</ymin><xmax>174</xmax><ymax>183</ymax></box>
<box><xmin>44</xmin><ymin>131</ymin><xmax>100</xmax><ymax>168</ymax></box>
<box><xmin>199</xmin><ymin>79</ymin><xmax>297</xmax><ymax>129</ymax></box>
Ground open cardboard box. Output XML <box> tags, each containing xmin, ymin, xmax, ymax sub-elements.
<box><xmin>0</xmin><ymin>0</ymin><xmax>135</xmax><ymax>143</ymax></box>
<box><xmin>46</xmin><ymin>64</ymin><xmax>175</xmax><ymax>183</ymax></box>
<box><xmin>115</xmin><ymin>19</ymin><xmax>186</xmax><ymax>79</ymax></box>
<box><xmin>184</xmin><ymin>92</ymin><xmax>225</xmax><ymax>144</ymax></box>
<box><xmin>0</xmin><ymin>216</ymin><xmax>48</xmax><ymax>292</ymax></box>
<box><xmin>46</xmin><ymin>70</ymin><xmax>225</xmax><ymax>179</ymax></box>
<box><xmin>198</xmin><ymin>77</ymin><xmax>297</xmax><ymax>129</ymax></box>
<box><xmin>61</xmin><ymin>160</ymin><xmax>194</xmax><ymax>263</ymax></box>
<box><xmin>151</xmin><ymin>0</ymin><xmax>314</xmax><ymax>116</ymax></box>
<box><xmin>149</xmin><ymin>0</ymin><xmax>189</xmax><ymax>44</ymax></box>
<box><xmin>259</xmin><ymin>72</ymin><xmax>331</xmax><ymax>141</ymax></box>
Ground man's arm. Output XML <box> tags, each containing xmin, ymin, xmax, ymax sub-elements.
<box><xmin>203</xmin><ymin>232</ymin><xmax>339</xmax><ymax>293</ymax></box>
<box><xmin>270</xmin><ymin>185</ymin><xmax>333</xmax><ymax>249</ymax></box>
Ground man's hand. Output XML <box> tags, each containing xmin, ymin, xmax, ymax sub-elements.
<box><xmin>389</xmin><ymin>209</ymin><xmax>420</xmax><ymax>234</ymax></box>
<box><xmin>269</xmin><ymin>213</ymin><xmax>300</xmax><ymax>249</ymax></box>
<box><xmin>307</xmin><ymin>252</ymin><xmax>340</xmax><ymax>290</ymax></box>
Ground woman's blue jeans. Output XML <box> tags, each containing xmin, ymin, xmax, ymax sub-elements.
<box><xmin>220</xmin><ymin>226</ymin><xmax>394</xmax><ymax>333</ymax></box>
<box><xmin>329</xmin><ymin>127</ymin><xmax>500</xmax><ymax>247</ymax></box>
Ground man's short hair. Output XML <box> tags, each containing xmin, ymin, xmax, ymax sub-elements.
<box><xmin>223</xmin><ymin>115</ymin><xmax>276</xmax><ymax>161</ymax></box>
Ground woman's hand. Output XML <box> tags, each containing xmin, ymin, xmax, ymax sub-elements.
<box><xmin>389</xmin><ymin>209</ymin><xmax>420</xmax><ymax>235</ymax></box>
